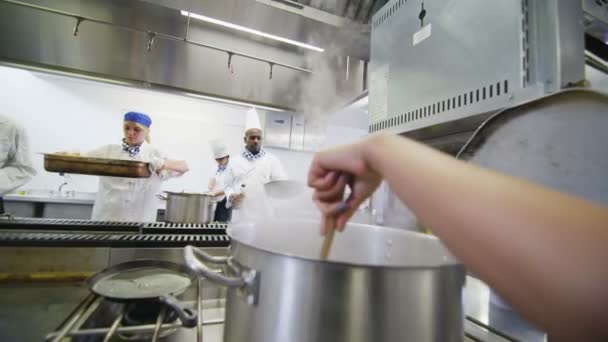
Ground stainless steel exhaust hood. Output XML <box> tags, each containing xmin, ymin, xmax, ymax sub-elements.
<box><xmin>0</xmin><ymin>0</ymin><xmax>368</xmax><ymax>113</ymax></box>
<box><xmin>368</xmin><ymin>0</ymin><xmax>586</xmax><ymax>152</ymax></box>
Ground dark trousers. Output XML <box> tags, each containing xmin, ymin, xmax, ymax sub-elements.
<box><xmin>0</xmin><ymin>197</ymin><xmax>4</xmax><ymax>214</ymax></box>
<box><xmin>213</xmin><ymin>197</ymin><xmax>232</xmax><ymax>223</ymax></box>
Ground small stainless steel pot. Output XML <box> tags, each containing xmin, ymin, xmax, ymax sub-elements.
<box><xmin>158</xmin><ymin>191</ymin><xmax>216</xmax><ymax>224</ymax></box>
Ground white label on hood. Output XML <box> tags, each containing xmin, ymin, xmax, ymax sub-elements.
<box><xmin>413</xmin><ymin>23</ymin><xmax>432</xmax><ymax>46</ymax></box>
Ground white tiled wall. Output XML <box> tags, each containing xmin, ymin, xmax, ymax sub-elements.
<box><xmin>0</xmin><ymin>66</ymin><xmax>322</xmax><ymax>193</ymax></box>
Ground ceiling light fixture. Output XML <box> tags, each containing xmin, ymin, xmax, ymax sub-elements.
<box><xmin>181</xmin><ymin>10</ymin><xmax>324</xmax><ymax>52</ymax></box>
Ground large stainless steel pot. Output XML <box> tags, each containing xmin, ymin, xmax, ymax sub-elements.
<box><xmin>160</xmin><ymin>191</ymin><xmax>216</xmax><ymax>224</ymax></box>
<box><xmin>185</xmin><ymin>220</ymin><xmax>466</xmax><ymax>342</ymax></box>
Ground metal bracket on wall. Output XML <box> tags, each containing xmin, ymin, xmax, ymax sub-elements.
<box><xmin>146</xmin><ymin>32</ymin><xmax>156</xmax><ymax>52</ymax></box>
<box><xmin>1</xmin><ymin>0</ymin><xmax>313</xmax><ymax>76</ymax></box>
<box><xmin>72</xmin><ymin>17</ymin><xmax>84</xmax><ymax>37</ymax></box>
<box><xmin>227</xmin><ymin>52</ymin><xmax>234</xmax><ymax>73</ymax></box>
<box><xmin>184</xmin><ymin>11</ymin><xmax>190</xmax><ymax>41</ymax></box>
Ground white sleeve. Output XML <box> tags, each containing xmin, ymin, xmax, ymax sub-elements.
<box><xmin>214</xmin><ymin>176</ymin><xmax>227</xmax><ymax>193</ymax></box>
<box><xmin>147</xmin><ymin>147</ymin><xmax>172</xmax><ymax>180</ymax></box>
<box><xmin>148</xmin><ymin>147</ymin><xmax>166</xmax><ymax>170</ymax></box>
<box><xmin>0</xmin><ymin>124</ymin><xmax>37</xmax><ymax>195</ymax></box>
<box><xmin>223</xmin><ymin>167</ymin><xmax>237</xmax><ymax>208</ymax></box>
<box><xmin>269</xmin><ymin>155</ymin><xmax>288</xmax><ymax>181</ymax></box>
<box><xmin>224</xmin><ymin>161</ymin><xmax>250</xmax><ymax>208</ymax></box>
<box><xmin>84</xmin><ymin>145</ymin><xmax>112</xmax><ymax>158</ymax></box>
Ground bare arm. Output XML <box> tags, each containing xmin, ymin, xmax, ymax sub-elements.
<box><xmin>309</xmin><ymin>134</ymin><xmax>608</xmax><ymax>340</ymax></box>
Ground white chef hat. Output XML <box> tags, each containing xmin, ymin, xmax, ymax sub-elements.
<box><xmin>245</xmin><ymin>108</ymin><xmax>262</xmax><ymax>134</ymax></box>
<box><xmin>209</xmin><ymin>139</ymin><xmax>229</xmax><ymax>159</ymax></box>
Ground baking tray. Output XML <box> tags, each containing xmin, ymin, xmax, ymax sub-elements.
<box><xmin>44</xmin><ymin>154</ymin><xmax>151</xmax><ymax>178</ymax></box>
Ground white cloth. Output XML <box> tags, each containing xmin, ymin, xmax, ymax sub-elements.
<box><xmin>209</xmin><ymin>162</ymin><xmax>233</xmax><ymax>202</ymax></box>
<box><xmin>87</xmin><ymin>142</ymin><xmax>175</xmax><ymax>222</ymax></box>
<box><xmin>224</xmin><ymin>151</ymin><xmax>287</xmax><ymax>220</ymax></box>
<box><xmin>0</xmin><ymin>115</ymin><xmax>36</xmax><ymax>196</ymax></box>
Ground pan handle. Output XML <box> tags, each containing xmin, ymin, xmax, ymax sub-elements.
<box><xmin>184</xmin><ymin>245</ymin><xmax>260</xmax><ymax>305</ymax></box>
<box><xmin>159</xmin><ymin>294</ymin><xmax>198</xmax><ymax>328</ymax></box>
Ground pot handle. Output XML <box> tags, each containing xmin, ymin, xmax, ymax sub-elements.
<box><xmin>159</xmin><ymin>294</ymin><xmax>198</xmax><ymax>327</ymax></box>
<box><xmin>184</xmin><ymin>246</ymin><xmax>245</xmax><ymax>287</ymax></box>
<box><xmin>184</xmin><ymin>245</ymin><xmax>260</xmax><ymax>305</ymax></box>
<box><xmin>188</xmin><ymin>247</ymin><xmax>230</xmax><ymax>265</ymax></box>
<box><xmin>156</xmin><ymin>194</ymin><xmax>167</xmax><ymax>201</ymax></box>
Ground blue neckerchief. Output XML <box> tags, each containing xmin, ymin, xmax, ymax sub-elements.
<box><xmin>242</xmin><ymin>148</ymin><xmax>266</xmax><ymax>161</ymax></box>
<box><xmin>122</xmin><ymin>138</ymin><xmax>142</xmax><ymax>157</ymax></box>
<box><xmin>216</xmin><ymin>162</ymin><xmax>229</xmax><ymax>175</ymax></box>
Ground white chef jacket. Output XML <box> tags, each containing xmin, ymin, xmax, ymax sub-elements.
<box><xmin>87</xmin><ymin>142</ymin><xmax>175</xmax><ymax>222</ymax></box>
<box><xmin>224</xmin><ymin>150</ymin><xmax>287</xmax><ymax>220</ymax></box>
<box><xmin>209</xmin><ymin>162</ymin><xmax>233</xmax><ymax>202</ymax></box>
<box><xmin>0</xmin><ymin>115</ymin><xmax>36</xmax><ymax>196</ymax></box>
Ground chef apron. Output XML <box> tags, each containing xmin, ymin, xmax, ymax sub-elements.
<box><xmin>213</xmin><ymin>197</ymin><xmax>232</xmax><ymax>223</ymax></box>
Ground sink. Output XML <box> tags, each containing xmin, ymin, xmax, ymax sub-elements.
<box><xmin>3</xmin><ymin>190</ymin><xmax>97</xmax><ymax>219</ymax></box>
<box><xmin>49</xmin><ymin>190</ymin><xmax>76</xmax><ymax>198</ymax></box>
<box><xmin>16</xmin><ymin>189</ymin><xmax>97</xmax><ymax>201</ymax></box>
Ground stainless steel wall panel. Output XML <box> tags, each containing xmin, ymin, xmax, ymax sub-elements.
<box><xmin>264</xmin><ymin>111</ymin><xmax>293</xmax><ymax>149</ymax></box>
<box><xmin>290</xmin><ymin>113</ymin><xmax>305</xmax><ymax>150</ymax></box>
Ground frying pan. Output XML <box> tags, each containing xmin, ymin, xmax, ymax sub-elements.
<box><xmin>86</xmin><ymin>260</ymin><xmax>197</xmax><ymax>327</ymax></box>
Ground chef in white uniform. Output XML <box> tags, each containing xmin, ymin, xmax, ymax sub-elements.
<box><xmin>208</xmin><ymin>139</ymin><xmax>233</xmax><ymax>222</ymax></box>
<box><xmin>224</xmin><ymin>108</ymin><xmax>287</xmax><ymax>220</ymax></box>
<box><xmin>0</xmin><ymin>115</ymin><xmax>36</xmax><ymax>213</ymax></box>
<box><xmin>88</xmin><ymin>112</ymin><xmax>189</xmax><ymax>222</ymax></box>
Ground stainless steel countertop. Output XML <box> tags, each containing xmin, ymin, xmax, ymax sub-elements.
<box><xmin>4</xmin><ymin>190</ymin><xmax>168</xmax><ymax>208</ymax></box>
<box><xmin>3</xmin><ymin>190</ymin><xmax>96</xmax><ymax>205</ymax></box>
<box><xmin>3</xmin><ymin>194</ymin><xmax>96</xmax><ymax>205</ymax></box>
<box><xmin>464</xmin><ymin>276</ymin><xmax>547</xmax><ymax>342</ymax></box>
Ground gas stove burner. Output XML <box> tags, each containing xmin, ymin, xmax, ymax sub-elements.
<box><xmin>118</xmin><ymin>300</ymin><xmax>179</xmax><ymax>340</ymax></box>
<box><xmin>121</xmin><ymin>300</ymin><xmax>178</xmax><ymax>325</ymax></box>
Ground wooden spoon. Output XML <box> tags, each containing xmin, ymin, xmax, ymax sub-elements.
<box><xmin>320</xmin><ymin>216</ymin><xmax>337</xmax><ymax>260</ymax></box>
<box><xmin>319</xmin><ymin>173</ymin><xmax>351</xmax><ymax>260</ymax></box>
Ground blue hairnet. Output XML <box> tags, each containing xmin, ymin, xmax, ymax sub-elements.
<box><xmin>124</xmin><ymin>111</ymin><xmax>152</xmax><ymax>128</ymax></box>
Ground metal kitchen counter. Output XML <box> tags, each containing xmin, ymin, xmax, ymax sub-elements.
<box><xmin>3</xmin><ymin>191</ymin><xmax>96</xmax><ymax>219</ymax></box>
<box><xmin>3</xmin><ymin>192</ymin><xmax>96</xmax><ymax>205</ymax></box>
<box><xmin>464</xmin><ymin>276</ymin><xmax>547</xmax><ymax>342</ymax></box>
<box><xmin>3</xmin><ymin>191</ymin><xmax>168</xmax><ymax>220</ymax></box>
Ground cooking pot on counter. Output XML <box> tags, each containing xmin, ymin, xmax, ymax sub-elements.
<box><xmin>158</xmin><ymin>191</ymin><xmax>216</xmax><ymax>224</ymax></box>
<box><xmin>184</xmin><ymin>220</ymin><xmax>466</xmax><ymax>342</ymax></box>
